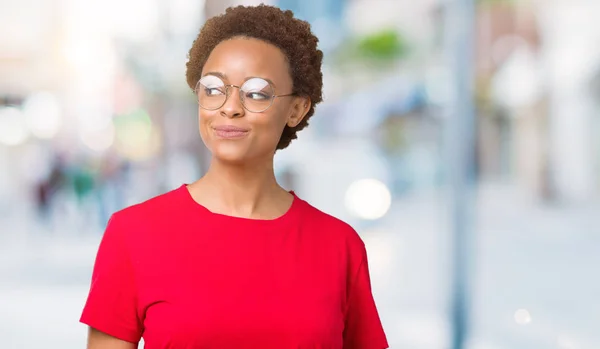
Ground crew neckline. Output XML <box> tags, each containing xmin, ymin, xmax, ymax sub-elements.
<box><xmin>179</xmin><ymin>184</ymin><xmax>301</xmax><ymax>226</ymax></box>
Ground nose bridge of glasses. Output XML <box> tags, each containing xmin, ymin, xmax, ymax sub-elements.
<box><xmin>222</xmin><ymin>84</ymin><xmax>244</xmax><ymax>110</ymax></box>
<box><xmin>225</xmin><ymin>84</ymin><xmax>242</xmax><ymax>98</ymax></box>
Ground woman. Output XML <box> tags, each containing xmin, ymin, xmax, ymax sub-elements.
<box><xmin>81</xmin><ymin>4</ymin><xmax>388</xmax><ymax>349</ymax></box>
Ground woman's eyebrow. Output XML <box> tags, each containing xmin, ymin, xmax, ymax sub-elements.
<box><xmin>203</xmin><ymin>71</ymin><xmax>227</xmax><ymax>80</ymax></box>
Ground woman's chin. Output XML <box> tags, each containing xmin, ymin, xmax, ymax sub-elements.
<box><xmin>210</xmin><ymin>143</ymin><xmax>275</xmax><ymax>165</ymax></box>
<box><xmin>211</xmin><ymin>145</ymin><xmax>252</xmax><ymax>164</ymax></box>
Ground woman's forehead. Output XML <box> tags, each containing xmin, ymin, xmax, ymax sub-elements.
<box><xmin>202</xmin><ymin>38</ymin><xmax>291</xmax><ymax>85</ymax></box>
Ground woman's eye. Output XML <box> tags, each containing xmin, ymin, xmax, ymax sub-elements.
<box><xmin>205</xmin><ymin>87</ymin><xmax>224</xmax><ymax>96</ymax></box>
<box><xmin>246</xmin><ymin>92</ymin><xmax>269</xmax><ymax>100</ymax></box>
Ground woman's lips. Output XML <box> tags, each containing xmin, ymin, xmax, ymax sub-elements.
<box><xmin>212</xmin><ymin>125</ymin><xmax>250</xmax><ymax>139</ymax></box>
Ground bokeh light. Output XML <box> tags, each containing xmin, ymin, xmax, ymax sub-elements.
<box><xmin>80</xmin><ymin>122</ymin><xmax>116</xmax><ymax>153</ymax></box>
<box><xmin>22</xmin><ymin>92</ymin><xmax>63</xmax><ymax>140</ymax></box>
<box><xmin>514</xmin><ymin>309</ymin><xmax>532</xmax><ymax>325</ymax></box>
<box><xmin>344</xmin><ymin>178</ymin><xmax>392</xmax><ymax>220</ymax></box>
<box><xmin>0</xmin><ymin>106</ymin><xmax>29</xmax><ymax>146</ymax></box>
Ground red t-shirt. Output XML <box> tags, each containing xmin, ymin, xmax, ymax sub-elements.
<box><xmin>80</xmin><ymin>184</ymin><xmax>388</xmax><ymax>349</ymax></box>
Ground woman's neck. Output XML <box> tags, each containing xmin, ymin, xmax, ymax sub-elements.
<box><xmin>188</xmin><ymin>157</ymin><xmax>292</xmax><ymax>219</ymax></box>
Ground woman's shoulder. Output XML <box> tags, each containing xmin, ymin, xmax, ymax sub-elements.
<box><xmin>110</xmin><ymin>185</ymin><xmax>185</xmax><ymax>226</ymax></box>
<box><xmin>298</xmin><ymin>199</ymin><xmax>366</xmax><ymax>251</ymax></box>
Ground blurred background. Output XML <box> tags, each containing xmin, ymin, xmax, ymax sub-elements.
<box><xmin>1</xmin><ymin>0</ymin><xmax>599</xmax><ymax>348</ymax></box>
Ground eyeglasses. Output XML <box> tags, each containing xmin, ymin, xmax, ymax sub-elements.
<box><xmin>194</xmin><ymin>75</ymin><xmax>295</xmax><ymax>113</ymax></box>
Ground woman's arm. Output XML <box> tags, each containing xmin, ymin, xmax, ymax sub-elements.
<box><xmin>87</xmin><ymin>327</ymin><xmax>137</xmax><ymax>349</ymax></box>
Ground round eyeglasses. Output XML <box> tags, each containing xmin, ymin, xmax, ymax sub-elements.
<box><xmin>194</xmin><ymin>75</ymin><xmax>295</xmax><ymax>113</ymax></box>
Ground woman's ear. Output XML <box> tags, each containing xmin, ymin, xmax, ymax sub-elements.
<box><xmin>287</xmin><ymin>97</ymin><xmax>311</xmax><ymax>127</ymax></box>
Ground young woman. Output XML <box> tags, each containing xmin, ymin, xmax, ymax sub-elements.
<box><xmin>81</xmin><ymin>5</ymin><xmax>388</xmax><ymax>349</ymax></box>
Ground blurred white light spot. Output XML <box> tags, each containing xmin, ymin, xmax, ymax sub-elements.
<box><xmin>23</xmin><ymin>92</ymin><xmax>63</xmax><ymax>139</ymax></box>
<box><xmin>492</xmin><ymin>45</ymin><xmax>542</xmax><ymax>109</ymax></box>
<box><xmin>0</xmin><ymin>107</ymin><xmax>29</xmax><ymax>146</ymax></box>
<box><xmin>64</xmin><ymin>40</ymin><xmax>94</xmax><ymax>67</ymax></box>
<box><xmin>78</xmin><ymin>109</ymin><xmax>113</xmax><ymax>132</ymax></box>
<box><xmin>514</xmin><ymin>309</ymin><xmax>532</xmax><ymax>325</ymax></box>
<box><xmin>345</xmin><ymin>178</ymin><xmax>392</xmax><ymax>220</ymax></box>
<box><xmin>81</xmin><ymin>122</ymin><xmax>115</xmax><ymax>152</ymax></box>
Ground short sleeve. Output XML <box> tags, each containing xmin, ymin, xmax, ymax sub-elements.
<box><xmin>343</xmin><ymin>249</ymin><xmax>388</xmax><ymax>349</ymax></box>
<box><xmin>80</xmin><ymin>213</ymin><xmax>143</xmax><ymax>343</ymax></box>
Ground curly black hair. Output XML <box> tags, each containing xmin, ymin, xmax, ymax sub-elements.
<box><xmin>186</xmin><ymin>4</ymin><xmax>324</xmax><ymax>150</ymax></box>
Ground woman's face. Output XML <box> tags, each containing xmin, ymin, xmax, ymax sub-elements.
<box><xmin>197</xmin><ymin>37</ymin><xmax>308</xmax><ymax>164</ymax></box>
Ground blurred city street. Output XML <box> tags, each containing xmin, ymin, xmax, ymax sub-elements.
<box><xmin>3</xmin><ymin>0</ymin><xmax>600</xmax><ymax>348</ymax></box>
<box><xmin>2</xmin><ymin>182</ymin><xmax>598</xmax><ymax>349</ymax></box>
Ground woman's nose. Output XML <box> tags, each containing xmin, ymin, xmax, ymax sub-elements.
<box><xmin>220</xmin><ymin>86</ymin><xmax>244</xmax><ymax>118</ymax></box>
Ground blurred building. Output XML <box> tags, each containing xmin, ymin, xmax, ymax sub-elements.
<box><xmin>476</xmin><ymin>0</ymin><xmax>600</xmax><ymax>203</ymax></box>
